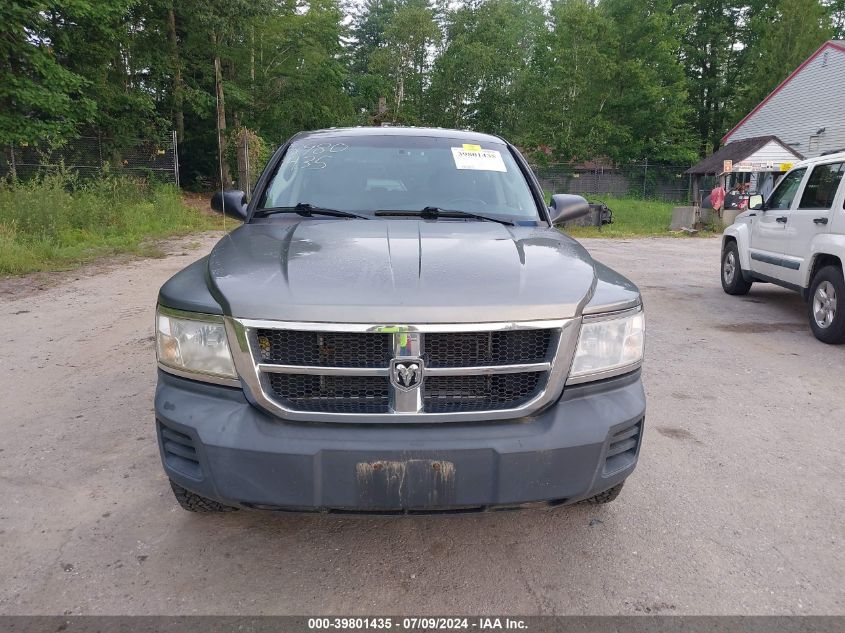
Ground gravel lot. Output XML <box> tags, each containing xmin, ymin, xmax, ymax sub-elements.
<box><xmin>1</xmin><ymin>234</ymin><xmax>843</xmax><ymax>616</ymax></box>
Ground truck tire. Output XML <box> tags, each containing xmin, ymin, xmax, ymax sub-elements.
<box><xmin>721</xmin><ymin>242</ymin><xmax>752</xmax><ymax>295</ymax></box>
<box><xmin>808</xmin><ymin>266</ymin><xmax>845</xmax><ymax>344</ymax></box>
<box><xmin>582</xmin><ymin>482</ymin><xmax>624</xmax><ymax>505</ymax></box>
<box><xmin>169</xmin><ymin>480</ymin><xmax>238</xmax><ymax>513</ymax></box>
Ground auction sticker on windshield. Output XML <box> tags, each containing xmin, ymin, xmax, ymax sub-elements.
<box><xmin>451</xmin><ymin>146</ymin><xmax>507</xmax><ymax>172</ymax></box>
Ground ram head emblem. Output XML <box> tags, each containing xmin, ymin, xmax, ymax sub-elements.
<box><xmin>390</xmin><ymin>359</ymin><xmax>423</xmax><ymax>391</ymax></box>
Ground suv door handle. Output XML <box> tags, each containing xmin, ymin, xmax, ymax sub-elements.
<box><xmin>776</xmin><ymin>216</ymin><xmax>788</xmax><ymax>223</ymax></box>
<box><xmin>813</xmin><ymin>217</ymin><xmax>829</xmax><ymax>225</ymax></box>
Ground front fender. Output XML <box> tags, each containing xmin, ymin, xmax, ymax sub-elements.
<box><xmin>722</xmin><ymin>220</ymin><xmax>752</xmax><ymax>273</ymax></box>
<box><xmin>158</xmin><ymin>256</ymin><xmax>224</xmax><ymax>315</ymax></box>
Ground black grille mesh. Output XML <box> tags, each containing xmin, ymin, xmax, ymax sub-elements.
<box><xmin>425</xmin><ymin>330</ymin><xmax>553</xmax><ymax>367</ymax></box>
<box><xmin>267</xmin><ymin>373</ymin><xmax>389</xmax><ymax>413</ymax></box>
<box><xmin>256</xmin><ymin>330</ymin><xmax>391</xmax><ymax>367</ymax></box>
<box><xmin>423</xmin><ymin>373</ymin><xmax>544</xmax><ymax>413</ymax></box>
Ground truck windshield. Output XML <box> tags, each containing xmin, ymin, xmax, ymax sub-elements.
<box><xmin>257</xmin><ymin>135</ymin><xmax>540</xmax><ymax>221</ymax></box>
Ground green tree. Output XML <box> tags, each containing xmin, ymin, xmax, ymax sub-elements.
<box><xmin>349</xmin><ymin>0</ymin><xmax>399</xmax><ymax>118</ymax></box>
<box><xmin>245</xmin><ymin>0</ymin><xmax>353</xmax><ymax>140</ymax></box>
<box><xmin>518</xmin><ymin>0</ymin><xmax>619</xmax><ymax>160</ymax></box>
<box><xmin>11</xmin><ymin>0</ymin><xmax>843</xmax><ymax>184</ymax></box>
<box><xmin>427</xmin><ymin>0</ymin><xmax>545</xmax><ymax>135</ymax></box>
<box><xmin>49</xmin><ymin>0</ymin><xmax>169</xmax><ymax>143</ymax></box>
<box><xmin>678</xmin><ymin>0</ymin><xmax>745</xmax><ymax>154</ymax></box>
<box><xmin>368</xmin><ymin>0</ymin><xmax>440</xmax><ymax>123</ymax></box>
<box><xmin>601</xmin><ymin>0</ymin><xmax>696</xmax><ymax>163</ymax></box>
<box><xmin>0</xmin><ymin>1</ymin><xmax>96</xmax><ymax>145</ymax></box>
<box><xmin>831</xmin><ymin>0</ymin><xmax>845</xmax><ymax>37</ymax></box>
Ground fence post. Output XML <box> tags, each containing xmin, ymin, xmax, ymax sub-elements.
<box><xmin>642</xmin><ymin>159</ymin><xmax>648</xmax><ymax>198</ymax></box>
<box><xmin>8</xmin><ymin>144</ymin><xmax>16</xmax><ymax>180</ymax></box>
<box><xmin>172</xmin><ymin>130</ymin><xmax>180</xmax><ymax>188</ymax></box>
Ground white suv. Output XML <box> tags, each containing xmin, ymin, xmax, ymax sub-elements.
<box><xmin>721</xmin><ymin>151</ymin><xmax>845</xmax><ymax>343</ymax></box>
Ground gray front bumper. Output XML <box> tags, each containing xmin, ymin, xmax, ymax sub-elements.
<box><xmin>154</xmin><ymin>370</ymin><xmax>645</xmax><ymax>512</ymax></box>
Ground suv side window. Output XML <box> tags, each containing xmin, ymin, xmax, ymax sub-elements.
<box><xmin>767</xmin><ymin>168</ymin><xmax>806</xmax><ymax>210</ymax></box>
<box><xmin>799</xmin><ymin>162</ymin><xmax>845</xmax><ymax>209</ymax></box>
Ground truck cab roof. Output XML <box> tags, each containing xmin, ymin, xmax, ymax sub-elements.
<box><xmin>291</xmin><ymin>126</ymin><xmax>507</xmax><ymax>145</ymax></box>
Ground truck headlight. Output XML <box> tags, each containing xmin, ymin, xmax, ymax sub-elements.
<box><xmin>156</xmin><ymin>307</ymin><xmax>237</xmax><ymax>381</ymax></box>
<box><xmin>569</xmin><ymin>308</ymin><xmax>644</xmax><ymax>383</ymax></box>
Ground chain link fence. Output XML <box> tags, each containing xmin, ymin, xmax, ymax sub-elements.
<box><xmin>0</xmin><ymin>132</ymin><xmax>697</xmax><ymax>202</ymax></box>
<box><xmin>1</xmin><ymin>132</ymin><xmax>180</xmax><ymax>185</ymax></box>
<box><xmin>530</xmin><ymin>162</ymin><xmax>693</xmax><ymax>203</ymax></box>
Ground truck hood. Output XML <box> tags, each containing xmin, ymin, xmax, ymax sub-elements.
<box><xmin>207</xmin><ymin>220</ymin><xmax>611</xmax><ymax>323</ymax></box>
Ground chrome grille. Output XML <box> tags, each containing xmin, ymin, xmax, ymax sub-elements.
<box><xmin>228</xmin><ymin>319</ymin><xmax>577</xmax><ymax>423</ymax></box>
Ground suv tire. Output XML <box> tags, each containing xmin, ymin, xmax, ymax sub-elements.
<box><xmin>170</xmin><ymin>480</ymin><xmax>238</xmax><ymax>513</ymax></box>
<box><xmin>582</xmin><ymin>482</ymin><xmax>624</xmax><ymax>505</ymax></box>
<box><xmin>808</xmin><ymin>265</ymin><xmax>845</xmax><ymax>344</ymax></box>
<box><xmin>721</xmin><ymin>242</ymin><xmax>752</xmax><ymax>295</ymax></box>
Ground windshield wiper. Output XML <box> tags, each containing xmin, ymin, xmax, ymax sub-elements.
<box><xmin>253</xmin><ymin>203</ymin><xmax>369</xmax><ymax>220</ymax></box>
<box><xmin>374</xmin><ymin>207</ymin><xmax>514</xmax><ymax>226</ymax></box>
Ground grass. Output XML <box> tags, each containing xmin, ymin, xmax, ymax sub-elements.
<box><xmin>0</xmin><ymin>175</ymin><xmax>221</xmax><ymax>275</ymax></box>
<box><xmin>550</xmin><ymin>195</ymin><xmax>685</xmax><ymax>238</ymax></box>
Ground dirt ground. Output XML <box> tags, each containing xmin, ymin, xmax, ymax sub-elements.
<box><xmin>1</xmin><ymin>235</ymin><xmax>843</xmax><ymax>615</ymax></box>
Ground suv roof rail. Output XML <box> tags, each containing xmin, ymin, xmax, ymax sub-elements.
<box><xmin>820</xmin><ymin>148</ymin><xmax>845</xmax><ymax>156</ymax></box>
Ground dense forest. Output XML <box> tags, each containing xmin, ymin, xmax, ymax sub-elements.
<box><xmin>3</xmin><ymin>0</ymin><xmax>844</xmax><ymax>187</ymax></box>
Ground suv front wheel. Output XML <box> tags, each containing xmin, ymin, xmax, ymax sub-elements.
<box><xmin>721</xmin><ymin>241</ymin><xmax>752</xmax><ymax>295</ymax></box>
<box><xmin>808</xmin><ymin>266</ymin><xmax>845</xmax><ymax>344</ymax></box>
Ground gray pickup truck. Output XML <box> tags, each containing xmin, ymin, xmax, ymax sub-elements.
<box><xmin>155</xmin><ymin>127</ymin><xmax>645</xmax><ymax>513</ymax></box>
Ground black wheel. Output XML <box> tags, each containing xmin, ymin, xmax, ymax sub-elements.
<box><xmin>581</xmin><ymin>482</ymin><xmax>624</xmax><ymax>505</ymax></box>
<box><xmin>721</xmin><ymin>242</ymin><xmax>752</xmax><ymax>295</ymax></box>
<box><xmin>807</xmin><ymin>266</ymin><xmax>845</xmax><ymax>344</ymax></box>
<box><xmin>169</xmin><ymin>480</ymin><xmax>238</xmax><ymax>513</ymax></box>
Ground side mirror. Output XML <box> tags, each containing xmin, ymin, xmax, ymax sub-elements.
<box><xmin>211</xmin><ymin>190</ymin><xmax>248</xmax><ymax>220</ymax></box>
<box><xmin>749</xmin><ymin>194</ymin><xmax>764</xmax><ymax>211</ymax></box>
<box><xmin>548</xmin><ymin>194</ymin><xmax>590</xmax><ymax>225</ymax></box>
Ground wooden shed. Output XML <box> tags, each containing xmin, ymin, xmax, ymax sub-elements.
<box><xmin>685</xmin><ymin>135</ymin><xmax>802</xmax><ymax>204</ymax></box>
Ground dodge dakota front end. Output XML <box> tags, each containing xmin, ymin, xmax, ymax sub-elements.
<box><xmin>154</xmin><ymin>127</ymin><xmax>646</xmax><ymax>513</ymax></box>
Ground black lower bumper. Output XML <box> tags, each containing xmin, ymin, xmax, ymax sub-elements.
<box><xmin>155</xmin><ymin>370</ymin><xmax>645</xmax><ymax>512</ymax></box>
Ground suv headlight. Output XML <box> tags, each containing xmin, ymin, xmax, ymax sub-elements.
<box><xmin>156</xmin><ymin>306</ymin><xmax>237</xmax><ymax>381</ymax></box>
<box><xmin>568</xmin><ymin>307</ymin><xmax>644</xmax><ymax>384</ymax></box>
